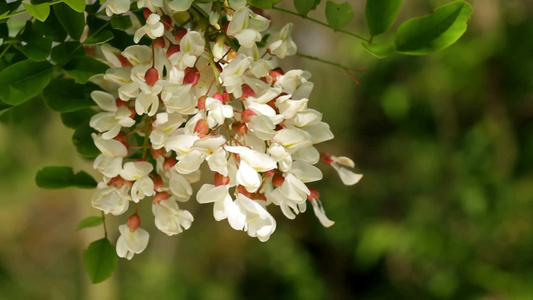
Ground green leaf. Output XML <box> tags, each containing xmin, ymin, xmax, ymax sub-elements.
<box><xmin>63</xmin><ymin>0</ymin><xmax>86</xmax><ymax>13</ymax></box>
<box><xmin>42</xmin><ymin>78</ymin><xmax>98</xmax><ymax>112</ymax></box>
<box><xmin>50</xmin><ymin>41</ymin><xmax>85</xmax><ymax>65</ymax></box>
<box><xmin>395</xmin><ymin>1</ymin><xmax>474</xmax><ymax>55</ymax></box>
<box><xmin>83</xmin><ymin>238</ymin><xmax>118</xmax><ymax>284</ymax></box>
<box><xmin>0</xmin><ymin>60</ymin><xmax>53</xmax><ymax>105</ymax></box>
<box><xmin>14</xmin><ymin>22</ymin><xmax>53</xmax><ymax>61</ymax></box>
<box><xmin>247</xmin><ymin>0</ymin><xmax>282</xmax><ymax>9</ymax></box>
<box><xmin>325</xmin><ymin>1</ymin><xmax>354</xmax><ymax>30</ymax></box>
<box><xmin>33</xmin><ymin>9</ymin><xmax>68</xmax><ymax>42</ymax></box>
<box><xmin>111</xmin><ymin>14</ymin><xmax>132</xmax><ymax>31</ymax></box>
<box><xmin>22</xmin><ymin>2</ymin><xmax>50</xmax><ymax>22</ymax></box>
<box><xmin>365</xmin><ymin>0</ymin><xmax>402</xmax><ymax>36</ymax></box>
<box><xmin>362</xmin><ymin>41</ymin><xmax>396</xmax><ymax>58</ymax></box>
<box><xmin>77</xmin><ymin>216</ymin><xmax>103</xmax><ymax>231</ymax></box>
<box><xmin>61</xmin><ymin>108</ymin><xmax>96</xmax><ymax>129</ymax></box>
<box><xmin>73</xmin><ymin>121</ymin><xmax>100</xmax><ymax>158</ymax></box>
<box><xmin>62</xmin><ymin>56</ymin><xmax>109</xmax><ymax>84</ymax></box>
<box><xmin>35</xmin><ymin>166</ymin><xmax>97</xmax><ymax>189</ymax></box>
<box><xmin>53</xmin><ymin>3</ymin><xmax>85</xmax><ymax>40</ymax></box>
<box><xmin>294</xmin><ymin>0</ymin><xmax>320</xmax><ymax>16</ymax></box>
<box><xmin>84</xmin><ymin>30</ymin><xmax>114</xmax><ymax>45</ymax></box>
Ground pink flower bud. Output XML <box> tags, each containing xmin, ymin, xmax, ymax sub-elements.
<box><xmin>214</xmin><ymin>172</ymin><xmax>230</xmax><ymax>186</ymax></box>
<box><xmin>265</xmin><ymin>170</ymin><xmax>276</xmax><ymax>178</ymax></box>
<box><xmin>307</xmin><ymin>187</ymin><xmax>320</xmax><ymax>201</ymax></box>
<box><xmin>166</xmin><ymin>44</ymin><xmax>180</xmax><ymax>57</ymax></box>
<box><xmin>183</xmin><ymin>67</ymin><xmax>199</xmax><ymax>86</ymax></box>
<box><xmin>235</xmin><ymin>185</ymin><xmax>252</xmax><ymax>198</ymax></box>
<box><xmin>320</xmin><ymin>153</ymin><xmax>334</xmax><ymax>164</ymax></box>
<box><xmin>145</xmin><ymin>67</ymin><xmax>159</xmax><ymax>86</ymax></box>
<box><xmin>143</xmin><ymin>8</ymin><xmax>152</xmax><ymax>20</ymax></box>
<box><xmin>153</xmin><ymin>37</ymin><xmax>166</xmax><ymax>49</ymax></box>
<box><xmin>212</xmin><ymin>93</ymin><xmax>224</xmax><ymax>102</ymax></box>
<box><xmin>272</xmin><ymin>174</ymin><xmax>284</xmax><ymax>187</ymax></box>
<box><xmin>197</xmin><ymin>95</ymin><xmax>207</xmax><ymax>110</ymax></box>
<box><xmin>241</xmin><ymin>109</ymin><xmax>257</xmax><ymax>123</ymax></box>
<box><xmin>160</xmin><ymin>15</ymin><xmax>172</xmax><ymax>30</ymax></box>
<box><xmin>240</xmin><ymin>84</ymin><xmax>256</xmax><ymax>99</ymax></box>
<box><xmin>151</xmin><ymin>174</ymin><xmax>164</xmax><ymax>191</ymax></box>
<box><xmin>269</xmin><ymin>68</ymin><xmax>284</xmax><ymax>83</ymax></box>
<box><xmin>163</xmin><ymin>157</ymin><xmax>177</xmax><ymax>172</ymax></box>
<box><xmin>194</xmin><ymin>119</ymin><xmax>209</xmax><ymax>135</ymax></box>
<box><xmin>152</xmin><ymin>191</ymin><xmax>170</xmax><ymax>204</ymax></box>
<box><xmin>117</xmin><ymin>55</ymin><xmax>131</xmax><ymax>66</ymax></box>
<box><xmin>232</xmin><ymin>121</ymin><xmax>248</xmax><ymax>136</ymax></box>
<box><xmin>127</xmin><ymin>214</ymin><xmax>141</xmax><ymax>232</ymax></box>
<box><xmin>174</xmin><ymin>27</ymin><xmax>187</xmax><ymax>43</ymax></box>
<box><xmin>150</xmin><ymin>147</ymin><xmax>165</xmax><ymax>158</ymax></box>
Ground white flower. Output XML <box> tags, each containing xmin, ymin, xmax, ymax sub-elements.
<box><xmin>152</xmin><ymin>198</ymin><xmax>194</xmax><ymax>235</ymax></box>
<box><xmin>134</xmin><ymin>14</ymin><xmax>164</xmax><ymax>43</ymax></box>
<box><xmin>120</xmin><ymin>161</ymin><xmax>155</xmax><ymax>202</ymax></box>
<box><xmin>229</xmin><ymin>194</ymin><xmax>276</xmax><ymax>242</ymax></box>
<box><xmin>197</xmin><ymin>184</ymin><xmax>233</xmax><ymax>221</ymax></box>
<box><xmin>116</xmin><ymin>224</ymin><xmax>150</xmax><ymax>260</ymax></box>
<box><xmin>168</xmin><ymin>0</ymin><xmax>193</xmax><ymax>12</ymax></box>
<box><xmin>92</xmin><ymin>184</ymin><xmax>130</xmax><ymax>215</ymax></box>
<box><xmin>90</xmin><ymin>91</ymin><xmax>135</xmax><ymax>139</ymax></box>
<box><xmin>310</xmin><ymin>197</ymin><xmax>335</xmax><ymax>227</ymax></box>
<box><xmin>106</xmin><ymin>0</ymin><xmax>131</xmax><ymax>16</ymax></box>
<box><xmin>205</xmin><ymin>97</ymin><xmax>234</xmax><ymax>128</ymax></box>
<box><xmin>328</xmin><ymin>155</ymin><xmax>363</xmax><ymax>185</ymax></box>
<box><xmin>221</xmin><ymin>54</ymin><xmax>253</xmax><ymax>98</ymax></box>
<box><xmin>268</xmin><ymin>23</ymin><xmax>297</xmax><ymax>58</ymax></box>
<box><xmin>92</xmin><ymin>134</ymin><xmax>128</xmax><ymax>177</ymax></box>
<box><xmin>150</xmin><ymin>112</ymin><xmax>186</xmax><ymax>149</ymax></box>
<box><xmin>137</xmin><ymin>0</ymin><xmax>164</xmax><ymax>11</ymax></box>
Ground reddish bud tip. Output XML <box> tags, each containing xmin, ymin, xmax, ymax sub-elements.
<box><xmin>269</xmin><ymin>68</ymin><xmax>284</xmax><ymax>83</ymax></box>
<box><xmin>151</xmin><ymin>174</ymin><xmax>164</xmax><ymax>191</ymax></box>
<box><xmin>127</xmin><ymin>214</ymin><xmax>141</xmax><ymax>232</ymax></box>
<box><xmin>152</xmin><ymin>191</ymin><xmax>170</xmax><ymax>204</ymax></box>
<box><xmin>145</xmin><ymin>67</ymin><xmax>159</xmax><ymax>86</ymax></box>
<box><xmin>214</xmin><ymin>172</ymin><xmax>230</xmax><ymax>186</ymax></box>
<box><xmin>223</xmin><ymin>92</ymin><xmax>231</xmax><ymax>104</ymax></box>
<box><xmin>232</xmin><ymin>121</ymin><xmax>248</xmax><ymax>136</ymax></box>
<box><xmin>183</xmin><ymin>67</ymin><xmax>199</xmax><ymax>86</ymax></box>
<box><xmin>197</xmin><ymin>95</ymin><xmax>207</xmax><ymax>110</ymax></box>
<box><xmin>160</xmin><ymin>15</ymin><xmax>172</xmax><ymax>30</ymax></box>
<box><xmin>307</xmin><ymin>187</ymin><xmax>320</xmax><ymax>201</ymax></box>
<box><xmin>235</xmin><ymin>185</ymin><xmax>252</xmax><ymax>198</ymax></box>
<box><xmin>174</xmin><ymin>27</ymin><xmax>188</xmax><ymax>43</ymax></box>
<box><xmin>251</xmin><ymin>192</ymin><xmax>267</xmax><ymax>201</ymax></box>
<box><xmin>272</xmin><ymin>174</ymin><xmax>285</xmax><ymax>187</ymax></box>
<box><xmin>150</xmin><ymin>147</ymin><xmax>165</xmax><ymax>159</ymax></box>
<box><xmin>163</xmin><ymin>157</ymin><xmax>177</xmax><ymax>172</ymax></box>
<box><xmin>265</xmin><ymin>170</ymin><xmax>276</xmax><ymax>178</ymax></box>
<box><xmin>117</xmin><ymin>55</ymin><xmax>131</xmax><ymax>67</ymax></box>
<box><xmin>213</xmin><ymin>93</ymin><xmax>224</xmax><ymax>102</ymax></box>
<box><xmin>241</xmin><ymin>109</ymin><xmax>257</xmax><ymax>123</ymax></box>
<box><xmin>113</xmin><ymin>131</ymin><xmax>129</xmax><ymax>148</ymax></box>
<box><xmin>108</xmin><ymin>176</ymin><xmax>125</xmax><ymax>188</ymax></box>
<box><xmin>320</xmin><ymin>153</ymin><xmax>334</xmax><ymax>164</ymax></box>
<box><xmin>115</xmin><ymin>98</ymin><xmax>128</xmax><ymax>108</ymax></box>
<box><xmin>240</xmin><ymin>84</ymin><xmax>257</xmax><ymax>99</ymax></box>
<box><xmin>194</xmin><ymin>119</ymin><xmax>209</xmax><ymax>135</ymax></box>
<box><xmin>143</xmin><ymin>8</ymin><xmax>152</xmax><ymax>20</ymax></box>
<box><xmin>266</xmin><ymin>99</ymin><xmax>277</xmax><ymax>110</ymax></box>
<box><xmin>153</xmin><ymin>37</ymin><xmax>166</xmax><ymax>49</ymax></box>
<box><xmin>166</xmin><ymin>44</ymin><xmax>180</xmax><ymax>58</ymax></box>
<box><xmin>129</xmin><ymin>107</ymin><xmax>136</xmax><ymax>119</ymax></box>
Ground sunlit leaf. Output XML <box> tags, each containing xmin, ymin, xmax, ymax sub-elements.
<box><xmin>325</xmin><ymin>1</ymin><xmax>354</xmax><ymax>30</ymax></box>
<box><xmin>63</xmin><ymin>0</ymin><xmax>86</xmax><ymax>13</ymax></box>
<box><xmin>361</xmin><ymin>41</ymin><xmax>396</xmax><ymax>58</ymax></box>
<box><xmin>22</xmin><ymin>2</ymin><xmax>50</xmax><ymax>22</ymax></box>
<box><xmin>83</xmin><ymin>238</ymin><xmax>118</xmax><ymax>284</ymax></box>
<box><xmin>0</xmin><ymin>60</ymin><xmax>53</xmax><ymax>105</ymax></box>
<box><xmin>294</xmin><ymin>0</ymin><xmax>321</xmax><ymax>16</ymax></box>
<box><xmin>395</xmin><ymin>1</ymin><xmax>474</xmax><ymax>55</ymax></box>
<box><xmin>35</xmin><ymin>166</ymin><xmax>97</xmax><ymax>189</ymax></box>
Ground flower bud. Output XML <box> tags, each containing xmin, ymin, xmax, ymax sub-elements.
<box><xmin>152</xmin><ymin>191</ymin><xmax>170</xmax><ymax>204</ymax></box>
<box><xmin>251</xmin><ymin>192</ymin><xmax>267</xmax><ymax>201</ymax></box>
<box><xmin>223</xmin><ymin>92</ymin><xmax>230</xmax><ymax>103</ymax></box>
<box><xmin>241</xmin><ymin>109</ymin><xmax>257</xmax><ymax>123</ymax></box>
<box><xmin>117</xmin><ymin>55</ymin><xmax>131</xmax><ymax>66</ymax></box>
<box><xmin>150</xmin><ymin>147</ymin><xmax>165</xmax><ymax>158</ymax></box>
<box><xmin>227</xmin><ymin>50</ymin><xmax>237</xmax><ymax>60</ymax></box>
<box><xmin>197</xmin><ymin>95</ymin><xmax>207</xmax><ymax>110</ymax></box>
<box><xmin>269</xmin><ymin>68</ymin><xmax>284</xmax><ymax>83</ymax></box>
<box><xmin>151</xmin><ymin>174</ymin><xmax>164</xmax><ymax>191</ymax></box>
<box><xmin>240</xmin><ymin>84</ymin><xmax>256</xmax><ymax>99</ymax></box>
<box><xmin>115</xmin><ymin>98</ymin><xmax>128</xmax><ymax>108</ymax></box>
<box><xmin>265</xmin><ymin>170</ymin><xmax>276</xmax><ymax>178</ymax></box>
<box><xmin>214</xmin><ymin>172</ymin><xmax>230</xmax><ymax>186</ymax></box>
<box><xmin>108</xmin><ymin>175</ymin><xmax>125</xmax><ymax>188</ymax></box>
<box><xmin>143</xmin><ymin>8</ymin><xmax>152</xmax><ymax>20</ymax></box>
<box><xmin>272</xmin><ymin>174</ymin><xmax>284</xmax><ymax>187</ymax></box>
<box><xmin>183</xmin><ymin>67</ymin><xmax>199</xmax><ymax>86</ymax></box>
<box><xmin>145</xmin><ymin>67</ymin><xmax>159</xmax><ymax>86</ymax></box>
<box><xmin>212</xmin><ymin>93</ymin><xmax>224</xmax><ymax>102</ymax></box>
<box><xmin>174</xmin><ymin>27</ymin><xmax>187</xmax><ymax>43</ymax></box>
<box><xmin>127</xmin><ymin>214</ymin><xmax>141</xmax><ymax>232</ymax></box>
<box><xmin>235</xmin><ymin>185</ymin><xmax>252</xmax><ymax>198</ymax></box>
<box><xmin>153</xmin><ymin>37</ymin><xmax>166</xmax><ymax>49</ymax></box>
<box><xmin>163</xmin><ymin>157</ymin><xmax>177</xmax><ymax>172</ymax></box>
<box><xmin>232</xmin><ymin>121</ymin><xmax>248</xmax><ymax>136</ymax></box>
<box><xmin>194</xmin><ymin>119</ymin><xmax>209</xmax><ymax>135</ymax></box>
<box><xmin>320</xmin><ymin>153</ymin><xmax>333</xmax><ymax>164</ymax></box>
<box><xmin>114</xmin><ymin>131</ymin><xmax>129</xmax><ymax>148</ymax></box>
<box><xmin>166</xmin><ymin>44</ymin><xmax>181</xmax><ymax>57</ymax></box>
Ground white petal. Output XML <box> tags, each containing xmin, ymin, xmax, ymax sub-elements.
<box><xmin>332</xmin><ymin>164</ymin><xmax>363</xmax><ymax>186</ymax></box>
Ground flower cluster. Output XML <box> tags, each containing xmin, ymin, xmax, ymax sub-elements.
<box><xmin>90</xmin><ymin>0</ymin><xmax>362</xmax><ymax>259</ymax></box>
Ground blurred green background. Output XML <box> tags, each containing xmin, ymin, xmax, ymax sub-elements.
<box><xmin>0</xmin><ymin>0</ymin><xmax>532</xmax><ymax>299</ymax></box>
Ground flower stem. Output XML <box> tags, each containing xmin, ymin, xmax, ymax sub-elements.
<box><xmin>101</xmin><ymin>211</ymin><xmax>108</xmax><ymax>238</ymax></box>
<box><xmin>272</xmin><ymin>6</ymin><xmax>370</xmax><ymax>43</ymax></box>
<box><xmin>296</xmin><ymin>52</ymin><xmax>364</xmax><ymax>71</ymax></box>
<box><xmin>142</xmin><ymin>116</ymin><xmax>152</xmax><ymax>159</ymax></box>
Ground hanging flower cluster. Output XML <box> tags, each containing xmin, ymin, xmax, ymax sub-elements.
<box><xmin>90</xmin><ymin>0</ymin><xmax>362</xmax><ymax>259</ymax></box>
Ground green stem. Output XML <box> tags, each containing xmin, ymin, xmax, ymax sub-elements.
<box><xmin>0</xmin><ymin>0</ymin><xmax>63</xmax><ymax>21</ymax></box>
<box><xmin>272</xmin><ymin>6</ymin><xmax>370</xmax><ymax>43</ymax></box>
<box><xmin>296</xmin><ymin>52</ymin><xmax>363</xmax><ymax>71</ymax></box>
<box><xmin>101</xmin><ymin>211</ymin><xmax>108</xmax><ymax>238</ymax></box>
<box><xmin>0</xmin><ymin>44</ymin><xmax>12</xmax><ymax>60</ymax></box>
<box><xmin>205</xmin><ymin>32</ymin><xmax>223</xmax><ymax>93</ymax></box>
<box><xmin>141</xmin><ymin>116</ymin><xmax>151</xmax><ymax>159</ymax></box>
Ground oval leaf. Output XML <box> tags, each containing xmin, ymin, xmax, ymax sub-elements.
<box><xmin>83</xmin><ymin>238</ymin><xmax>118</xmax><ymax>284</ymax></box>
<box><xmin>61</xmin><ymin>108</ymin><xmax>96</xmax><ymax>129</ymax></box>
<box><xmin>42</xmin><ymin>78</ymin><xmax>98</xmax><ymax>112</ymax></box>
<box><xmin>73</xmin><ymin>121</ymin><xmax>100</xmax><ymax>158</ymax></box>
<box><xmin>51</xmin><ymin>41</ymin><xmax>85</xmax><ymax>65</ymax></box>
<box><xmin>84</xmin><ymin>30</ymin><xmax>114</xmax><ymax>45</ymax></box>
<box><xmin>35</xmin><ymin>166</ymin><xmax>97</xmax><ymax>189</ymax></box>
<box><xmin>62</xmin><ymin>56</ymin><xmax>109</xmax><ymax>84</ymax></box>
<box><xmin>22</xmin><ymin>2</ymin><xmax>50</xmax><ymax>22</ymax></box>
<box><xmin>77</xmin><ymin>216</ymin><xmax>104</xmax><ymax>231</ymax></box>
<box><xmin>63</xmin><ymin>0</ymin><xmax>86</xmax><ymax>13</ymax></box>
<box><xmin>294</xmin><ymin>0</ymin><xmax>321</xmax><ymax>16</ymax></box>
<box><xmin>0</xmin><ymin>60</ymin><xmax>53</xmax><ymax>105</ymax></box>
<box><xmin>53</xmin><ymin>3</ymin><xmax>85</xmax><ymax>40</ymax></box>
<box><xmin>110</xmin><ymin>14</ymin><xmax>133</xmax><ymax>31</ymax></box>
<box><xmin>325</xmin><ymin>1</ymin><xmax>354</xmax><ymax>30</ymax></box>
<box><xmin>366</xmin><ymin>0</ymin><xmax>402</xmax><ymax>36</ymax></box>
<box><xmin>395</xmin><ymin>1</ymin><xmax>473</xmax><ymax>55</ymax></box>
